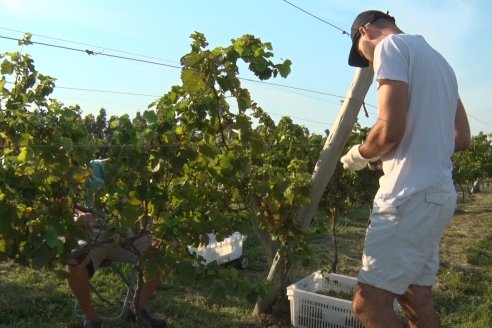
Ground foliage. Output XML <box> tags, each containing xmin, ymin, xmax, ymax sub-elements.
<box><xmin>2</xmin><ymin>182</ymin><xmax>491</xmax><ymax>327</ymax></box>
<box><xmin>140</xmin><ymin>32</ymin><xmax>316</xmax><ymax>286</ymax></box>
<box><xmin>0</xmin><ymin>33</ymin><xmax>312</xmax><ymax>302</ymax></box>
<box><xmin>320</xmin><ymin>123</ymin><xmax>380</xmax><ymax>218</ymax></box>
<box><xmin>452</xmin><ymin>132</ymin><xmax>492</xmax><ymax>197</ymax></box>
<box><xmin>0</xmin><ymin>51</ymin><xmax>93</xmax><ymax>270</ymax></box>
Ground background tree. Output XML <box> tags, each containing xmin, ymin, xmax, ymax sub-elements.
<box><xmin>452</xmin><ymin>132</ymin><xmax>492</xmax><ymax>199</ymax></box>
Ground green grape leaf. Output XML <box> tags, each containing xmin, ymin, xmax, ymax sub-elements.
<box><xmin>17</xmin><ymin>147</ymin><xmax>32</xmax><ymax>162</ymax></box>
<box><xmin>1</xmin><ymin>58</ymin><xmax>13</xmax><ymax>75</ymax></box>
<box><xmin>44</xmin><ymin>226</ymin><xmax>61</xmax><ymax>249</ymax></box>
<box><xmin>181</xmin><ymin>69</ymin><xmax>205</xmax><ymax>92</ymax></box>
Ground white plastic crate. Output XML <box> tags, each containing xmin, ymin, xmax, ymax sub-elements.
<box><xmin>188</xmin><ymin>232</ymin><xmax>247</xmax><ymax>266</ymax></box>
<box><xmin>287</xmin><ymin>270</ymin><xmax>399</xmax><ymax>328</ymax></box>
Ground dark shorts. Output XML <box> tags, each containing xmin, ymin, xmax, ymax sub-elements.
<box><xmin>86</xmin><ymin>234</ymin><xmax>151</xmax><ymax>278</ymax></box>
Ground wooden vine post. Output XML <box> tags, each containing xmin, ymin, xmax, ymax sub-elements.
<box><xmin>253</xmin><ymin>67</ymin><xmax>374</xmax><ymax>316</ymax></box>
<box><xmin>296</xmin><ymin>67</ymin><xmax>374</xmax><ymax>229</ymax></box>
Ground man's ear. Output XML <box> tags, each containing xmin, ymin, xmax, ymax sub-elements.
<box><xmin>360</xmin><ymin>25</ymin><xmax>377</xmax><ymax>40</ymax></box>
<box><xmin>358</xmin><ymin>26</ymin><xmax>367</xmax><ymax>38</ymax></box>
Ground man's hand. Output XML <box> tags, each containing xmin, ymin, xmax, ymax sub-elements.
<box><xmin>340</xmin><ymin>144</ymin><xmax>378</xmax><ymax>171</ymax></box>
<box><xmin>74</xmin><ymin>211</ymin><xmax>96</xmax><ymax>233</ymax></box>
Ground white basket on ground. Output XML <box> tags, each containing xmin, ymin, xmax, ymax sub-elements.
<box><xmin>188</xmin><ymin>232</ymin><xmax>248</xmax><ymax>269</ymax></box>
<box><xmin>287</xmin><ymin>270</ymin><xmax>399</xmax><ymax>328</ymax></box>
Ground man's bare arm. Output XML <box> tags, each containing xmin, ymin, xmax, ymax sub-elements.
<box><xmin>359</xmin><ymin>79</ymin><xmax>409</xmax><ymax>159</ymax></box>
<box><xmin>454</xmin><ymin>99</ymin><xmax>471</xmax><ymax>152</ymax></box>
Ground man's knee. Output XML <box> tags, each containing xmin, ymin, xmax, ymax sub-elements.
<box><xmin>397</xmin><ymin>285</ymin><xmax>435</xmax><ymax>321</ymax></box>
<box><xmin>352</xmin><ymin>282</ymin><xmax>396</xmax><ymax>316</ymax></box>
<box><xmin>352</xmin><ymin>292</ymin><xmax>365</xmax><ymax>317</ymax></box>
<box><xmin>398</xmin><ymin>285</ymin><xmax>433</xmax><ymax>307</ymax></box>
<box><xmin>352</xmin><ymin>284</ymin><xmax>370</xmax><ymax>317</ymax></box>
<box><xmin>145</xmin><ymin>268</ymin><xmax>163</xmax><ymax>285</ymax></box>
<box><xmin>67</xmin><ymin>255</ymin><xmax>91</xmax><ymax>275</ymax></box>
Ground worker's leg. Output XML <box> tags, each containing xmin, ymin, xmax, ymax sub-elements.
<box><xmin>352</xmin><ymin>282</ymin><xmax>403</xmax><ymax>328</ymax></box>
<box><xmin>67</xmin><ymin>256</ymin><xmax>99</xmax><ymax>322</ymax></box>
<box><xmin>397</xmin><ymin>285</ymin><xmax>439</xmax><ymax>328</ymax></box>
<box><xmin>137</xmin><ymin>270</ymin><xmax>163</xmax><ymax>310</ymax></box>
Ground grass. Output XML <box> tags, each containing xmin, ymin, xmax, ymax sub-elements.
<box><xmin>1</xmin><ymin>181</ymin><xmax>491</xmax><ymax>327</ymax></box>
<box><xmin>435</xmin><ymin>182</ymin><xmax>492</xmax><ymax>328</ymax></box>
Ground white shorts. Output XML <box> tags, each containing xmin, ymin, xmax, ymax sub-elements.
<box><xmin>89</xmin><ymin>234</ymin><xmax>151</xmax><ymax>271</ymax></box>
<box><xmin>358</xmin><ymin>180</ymin><xmax>457</xmax><ymax>294</ymax></box>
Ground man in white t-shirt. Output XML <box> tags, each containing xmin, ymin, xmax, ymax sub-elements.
<box><xmin>340</xmin><ymin>10</ymin><xmax>471</xmax><ymax>328</ymax></box>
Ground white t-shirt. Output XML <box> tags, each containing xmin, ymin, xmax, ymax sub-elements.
<box><xmin>372</xmin><ymin>34</ymin><xmax>458</xmax><ymax>206</ymax></box>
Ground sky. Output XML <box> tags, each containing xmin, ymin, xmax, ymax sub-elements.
<box><xmin>0</xmin><ymin>0</ymin><xmax>490</xmax><ymax>137</ymax></box>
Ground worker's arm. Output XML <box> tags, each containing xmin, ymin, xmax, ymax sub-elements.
<box><xmin>359</xmin><ymin>79</ymin><xmax>408</xmax><ymax>159</ymax></box>
<box><xmin>454</xmin><ymin>99</ymin><xmax>471</xmax><ymax>152</ymax></box>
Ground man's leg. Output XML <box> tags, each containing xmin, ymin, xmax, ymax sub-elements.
<box><xmin>67</xmin><ymin>256</ymin><xmax>99</xmax><ymax>322</ymax></box>
<box><xmin>136</xmin><ymin>270</ymin><xmax>162</xmax><ymax>310</ymax></box>
<box><xmin>126</xmin><ymin>269</ymin><xmax>168</xmax><ymax>328</ymax></box>
<box><xmin>126</xmin><ymin>235</ymin><xmax>167</xmax><ymax>310</ymax></box>
<box><xmin>396</xmin><ymin>285</ymin><xmax>439</xmax><ymax>328</ymax></box>
<box><xmin>352</xmin><ymin>282</ymin><xmax>403</xmax><ymax>328</ymax></box>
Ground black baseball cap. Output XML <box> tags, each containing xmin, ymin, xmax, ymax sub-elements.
<box><xmin>348</xmin><ymin>10</ymin><xmax>395</xmax><ymax>67</ymax></box>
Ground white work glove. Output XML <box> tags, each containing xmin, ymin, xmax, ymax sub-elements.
<box><xmin>340</xmin><ymin>144</ymin><xmax>378</xmax><ymax>171</ymax></box>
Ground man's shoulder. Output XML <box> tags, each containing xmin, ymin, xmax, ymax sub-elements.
<box><xmin>87</xmin><ymin>159</ymin><xmax>108</xmax><ymax>189</ymax></box>
<box><xmin>384</xmin><ymin>34</ymin><xmax>428</xmax><ymax>49</ymax></box>
<box><xmin>90</xmin><ymin>159</ymin><xmax>108</xmax><ymax>167</ymax></box>
<box><xmin>90</xmin><ymin>159</ymin><xmax>108</xmax><ymax>177</ymax></box>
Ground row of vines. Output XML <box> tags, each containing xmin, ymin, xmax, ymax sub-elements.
<box><xmin>1</xmin><ymin>32</ymin><xmax>490</xmax><ymax>316</ymax></box>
